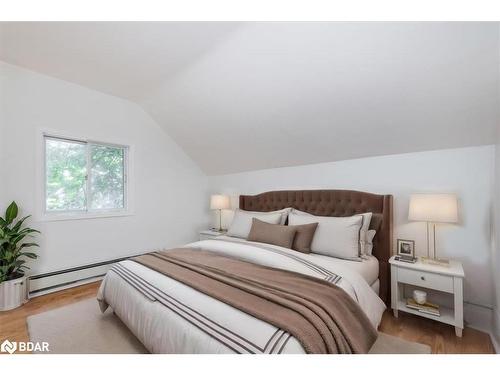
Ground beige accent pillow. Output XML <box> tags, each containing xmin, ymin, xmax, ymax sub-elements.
<box><xmin>289</xmin><ymin>222</ymin><xmax>319</xmax><ymax>253</ymax></box>
<box><xmin>247</xmin><ymin>219</ymin><xmax>297</xmax><ymax>249</ymax></box>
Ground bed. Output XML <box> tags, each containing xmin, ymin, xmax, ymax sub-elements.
<box><xmin>97</xmin><ymin>189</ymin><xmax>393</xmax><ymax>354</ymax></box>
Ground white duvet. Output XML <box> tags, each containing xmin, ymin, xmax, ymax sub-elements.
<box><xmin>97</xmin><ymin>238</ymin><xmax>386</xmax><ymax>354</ymax></box>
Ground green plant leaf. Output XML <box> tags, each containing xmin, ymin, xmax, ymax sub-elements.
<box><xmin>1</xmin><ymin>201</ymin><xmax>40</xmax><ymax>281</ymax></box>
<box><xmin>11</xmin><ymin>234</ymin><xmax>27</xmax><ymax>244</ymax></box>
<box><xmin>5</xmin><ymin>201</ymin><xmax>18</xmax><ymax>224</ymax></box>
<box><xmin>17</xmin><ymin>228</ymin><xmax>41</xmax><ymax>235</ymax></box>
<box><xmin>19</xmin><ymin>252</ymin><xmax>38</xmax><ymax>259</ymax></box>
<box><xmin>11</xmin><ymin>215</ymin><xmax>31</xmax><ymax>233</ymax></box>
<box><xmin>19</xmin><ymin>243</ymin><xmax>40</xmax><ymax>249</ymax></box>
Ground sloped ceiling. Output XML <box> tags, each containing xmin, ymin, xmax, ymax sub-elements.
<box><xmin>1</xmin><ymin>22</ymin><xmax>498</xmax><ymax>175</ymax></box>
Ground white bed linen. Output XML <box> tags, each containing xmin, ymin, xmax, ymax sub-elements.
<box><xmin>220</xmin><ymin>235</ymin><xmax>379</xmax><ymax>285</ymax></box>
<box><xmin>97</xmin><ymin>237</ymin><xmax>386</xmax><ymax>354</ymax></box>
<box><xmin>310</xmin><ymin>252</ymin><xmax>379</xmax><ymax>285</ymax></box>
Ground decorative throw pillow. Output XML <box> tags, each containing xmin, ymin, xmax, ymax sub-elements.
<box><xmin>227</xmin><ymin>210</ymin><xmax>283</xmax><ymax>238</ymax></box>
<box><xmin>289</xmin><ymin>222</ymin><xmax>319</xmax><ymax>253</ymax></box>
<box><xmin>247</xmin><ymin>219</ymin><xmax>298</xmax><ymax>249</ymax></box>
<box><xmin>288</xmin><ymin>210</ymin><xmax>363</xmax><ymax>260</ymax></box>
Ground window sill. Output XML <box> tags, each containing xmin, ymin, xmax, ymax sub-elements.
<box><xmin>38</xmin><ymin>210</ymin><xmax>134</xmax><ymax>222</ymax></box>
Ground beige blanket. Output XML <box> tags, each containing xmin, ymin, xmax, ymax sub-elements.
<box><xmin>133</xmin><ymin>248</ymin><xmax>377</xmax><ymax>354</ymax></box>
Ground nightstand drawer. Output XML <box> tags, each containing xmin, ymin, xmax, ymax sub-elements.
<box><xmin>397</xmin><ymin>267</ymin><xmax>454</xmax><ymax>293</ymax></box>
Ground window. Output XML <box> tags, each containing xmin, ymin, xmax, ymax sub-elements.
<box><xmin>44</xmin><ymin>135</ymin><xmax>128</xmax><ymax>215</ymax></box>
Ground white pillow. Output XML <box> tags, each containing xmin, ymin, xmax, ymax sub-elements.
<box><xmin>235</xmin><ymin>208</ymin><xmax>291</xmax><ymax>225</ymax></box>
<box><xmin>227</xmin><ymin>209</ymin><xmax>284</xmax><ymax>238</ymax></box>
<box><xmin>288</xmin><ymin>211</ymin><xmax>363</xmax><ymax>260</ymax></box>
<box><xmin>275</xmin><ymin>207</ymin><xmax>292</xmax><ymax>225</ymax></box>
<box><xmin>359</xmin><ymin>212</ymin><xmax>373</xmax><ymax>255</ymax></box>
<box><xmin>292</xmin><ymin>209</ymin><xmax>372</xmax><ymax>256</ymax></box>
<box><xmin>364</xmin><ymin>230</ymin><xmax>376</xmax><ymax>256</ymax></box>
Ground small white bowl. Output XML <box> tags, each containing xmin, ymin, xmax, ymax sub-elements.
<box><xmin>413</xmin><ymin>290</ymin><xmax>427</xmax><ymax>305</ymax></box>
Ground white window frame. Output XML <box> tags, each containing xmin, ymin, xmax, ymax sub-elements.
<box><xmin>39</xmin><ymin>131</ymin><xmax>133</xmax><ymax>221</ymax></box>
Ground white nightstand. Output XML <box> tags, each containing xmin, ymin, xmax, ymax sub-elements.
<box><xmin>199</xmin><ymin>229</ymin><xmax>225</xmax><ymax>241</ymax></box>
<box><xmin>389</xmin><ymin>255</ymin><xmax>465</xmax><ymax>337</ymax></box>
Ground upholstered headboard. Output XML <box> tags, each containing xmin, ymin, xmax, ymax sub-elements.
<box><xmin>239</xmin><ymin>190</ymin><xmax>393</xmax><ymax>304</ymax></box>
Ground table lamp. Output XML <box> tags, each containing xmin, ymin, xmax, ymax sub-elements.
<box><xmin>408</xmin><ymin>193</ymin><xmax>458</xmax><ymax>265</ymax></box>
<box><xmin>210</xmin><ymin>194</ymin><xmax>230</xmax><ymax>232</ymax></box>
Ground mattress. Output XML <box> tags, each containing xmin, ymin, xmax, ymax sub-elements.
<box><xmin>370</xmin><ymin>279</ymin><xmax>380</xmax><ymax>294</ymax></box>
<box><xmin>310</xmin><ymin>253</ymin><xmax>379</xmax><ymax>286</ymax></box>
<box><xmin>217</xmin><ymin>236</ymin><xmax>379</xmax><ymax>285</ymax></box>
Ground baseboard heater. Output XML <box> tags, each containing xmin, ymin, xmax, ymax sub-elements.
<box><xmin>28</xmin><ymin>255</ymin><xmax>138</xmax><ymax>297</ymax></box>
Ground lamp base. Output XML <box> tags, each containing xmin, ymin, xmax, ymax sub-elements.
<box><xmin>420</xmin><ymin>256</ymin><xmax>450</xmax><ymax>267</ymax></box>
<box><xmin>210</xmin><ymin>228</ymin><xmax>227</xmax><ymax>233</ymax></box>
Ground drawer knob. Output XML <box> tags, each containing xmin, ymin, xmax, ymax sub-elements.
<box><xmin>420</xmin><ymin>276</ymin><xmax>426</xmax><ymax>281</ymax></box>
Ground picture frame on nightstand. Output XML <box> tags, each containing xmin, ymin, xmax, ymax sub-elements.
<box><xmin>397</xmin><ymin>239</ymin><xmax>415</xmax><ymax>257</ymax></box>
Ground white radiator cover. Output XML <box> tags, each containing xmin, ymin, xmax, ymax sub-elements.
<box><xmin>27</xmin><ymin>256</ymin><xmax>136</xmax><ymax>297</ymax></box>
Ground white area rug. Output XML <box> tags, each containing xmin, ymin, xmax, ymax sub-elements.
<box><xmin>28</xmin><ymin>298</ymin><xmax>431</xmax><ymax>354</ymax></box>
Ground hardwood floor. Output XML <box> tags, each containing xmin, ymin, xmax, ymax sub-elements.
<box><xmin>0</xmin><ymin>282</ymin><xmax>496</xmax><ymax>354</ymax></box>
<box><xmin>379</xmin><ymin>309</ymin><xmax>495</xmax><ymax>354</ymax></box>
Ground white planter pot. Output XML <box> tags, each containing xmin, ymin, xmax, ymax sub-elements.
<box><xmin>0</xmin><ymin>275</ymin><xmax>28</xmax><ymax>311</ymax></box>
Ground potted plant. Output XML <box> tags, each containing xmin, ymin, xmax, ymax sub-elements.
<box><xmin>0</xmin><ymin>201</ymin><xmax>40</xmax><ymax>311</ymax></box>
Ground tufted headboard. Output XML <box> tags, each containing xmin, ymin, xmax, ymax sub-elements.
<box><xmin>239</xmin><ymin>189</ymin><xmax>393</xmax><ymax>304</ymax></box>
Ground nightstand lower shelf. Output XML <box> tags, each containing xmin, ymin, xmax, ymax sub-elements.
<box><xmin>390</xmin><ymin>256</ymin><xmax>464</xmax><ymax>337</ymax></box>
<box><xmin>396</xmin><ymin>300</ymin><xmax>455</xmax><ymax>326</ymax></box>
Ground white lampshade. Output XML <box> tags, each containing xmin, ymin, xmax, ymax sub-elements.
<box><xmin>408</xmin><ymin>193</ymin><xmax>458</xmax><ymax>223</ymax></box>
<box><xmin>210</xmin><ymin>194</ymin><xmax>230</xmax><ymax>210</ymax></box>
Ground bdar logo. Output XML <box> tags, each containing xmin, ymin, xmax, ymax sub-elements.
<box><xmin>0</xmin><ymin>339</ymin><xmax>49</xmax><ymax>353</ymax></box>
<box><xmin>1</xmin><ymin>340</ymin><xmax>17</xmax><ymax>354</ymax></box>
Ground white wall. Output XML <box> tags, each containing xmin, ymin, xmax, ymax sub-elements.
<box><xmin>209</xmin><ymin>146</ymin><xmax>495</xmax><ymax>327</ymax></box>
<box><xmin>488</xmin><ymin>24</ymin><xmax>500</xmax><ymax>350</ymax></box>
<box><xmin>493</xmin><ymin>116</ymin><xmax>500</xmax><ymax>344</ymax></box>
<box><xmin>0</xmin><ymin>62</ymin><xmax>208</xmax><ymax>275</ymax></box>
<box><xmin>491</xmin><ymin>133</ymin><xmax>500</xmax><ymax>349</ymax></box>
